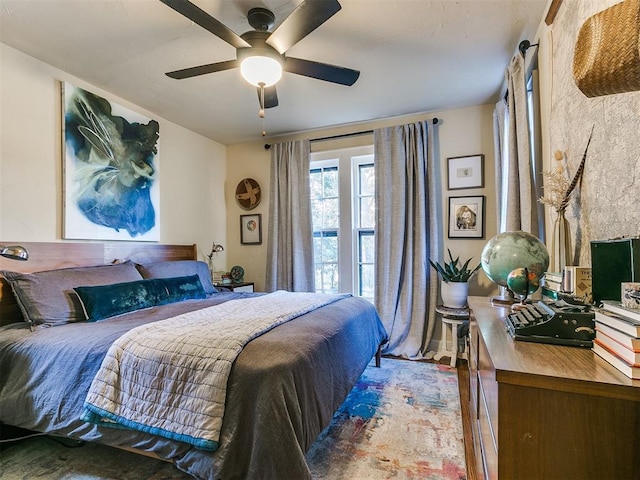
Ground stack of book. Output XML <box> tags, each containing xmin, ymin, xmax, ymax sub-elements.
<box><xmin>541</xmin><ymin>271</ymin><xmax>563</xmax><ymax>300</ymax></box>
<box><xmin>212</xmin><ymin>271</ymin><xmax>232</xmax><ymax>285</ymax></box>
<box><xmin>563</xmin><ymin>266</ymin><xmax>592</xmax><ymax>301</ymax></box>
<box><xmin>592</xmin><ymin>300</ymin><xmax>640</xmax><ymax>379</ymax></box>
<box><xmin>541</xmin><ymin>267</ymin><xmax>593</xmax><ymax>303</ymax></box>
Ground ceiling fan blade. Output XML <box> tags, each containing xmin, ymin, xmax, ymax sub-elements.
<box><xmin>284</xmin><ymin>57</ymin><xmax>359</xmax><ymax>86</ymax></box>
<box><xmin>166</xmin><ymin>59</ymin><xmax>238</xmax><ymax>79</ymax></box>
<box><xmin>160</xmin><ymin>0</ymin><xmax>250</xmax><ymax>49</ymax></box>
<box><xmin>266</xmin><ymin>0</ymin><xmax>341</xmax><ymax>54</ymax></box>
<box><xmin>257</xmin><ymin>85</ymin><xmax>279</xmax><ymax>109</ymax></box>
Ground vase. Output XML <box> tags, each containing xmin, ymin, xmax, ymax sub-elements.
<box><xmin>208</xmin><ymin>257</ymin><xmax>215</xmax><ymax>281</ymax></box>
<box><xmin>550</xmin><ymin>210</ymin><xmax>572</xmax><ymax>273</ymax></box>
<box><xmin>440</xmin><ymin>281</ymin><xmax>469</xmax><ymax>308</ymax></box>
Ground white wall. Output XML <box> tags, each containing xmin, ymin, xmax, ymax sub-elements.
<box><xmin>0</xmin><ymin>43</ymin><xmax>227</xmax><ymax>263</ymax></box>
<box><xmin>226</xmin><ymin>104</ymin><xmax>498</xmax><ymax>295</ymax></box>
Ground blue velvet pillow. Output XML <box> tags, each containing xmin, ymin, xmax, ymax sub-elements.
<box><xmin>74</xmin><ymin>275</ymin><xmax>206</xmax><ymax>322</ymax></box>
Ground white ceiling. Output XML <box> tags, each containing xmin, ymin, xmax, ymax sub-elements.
<box><xmin>0</xmin><ymin>0</ymin><xmax>548</xmax><ymax>145</ymax></box>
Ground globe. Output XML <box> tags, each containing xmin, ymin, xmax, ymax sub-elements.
<box><xmin>506</xmin><ymin>267</ymin><xmax>541</xmax><ymax>297</ymax></box>
<box><xmin>481</xmin><ymin>231</ymin><xmax>549</xmax><ymax>289</ymax></box>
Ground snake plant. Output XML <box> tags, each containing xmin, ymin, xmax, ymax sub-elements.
<box><xmin>429</xmin><ymin>249</ymin><xmax>481</xmax><ymax>283</ymax></box>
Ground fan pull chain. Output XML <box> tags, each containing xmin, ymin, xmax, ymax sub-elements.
<box><xmin>259</xmin><ymin>83</ymin><xmax>266</xmax><ymax>136</ymax></box>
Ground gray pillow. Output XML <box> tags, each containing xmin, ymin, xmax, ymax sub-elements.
<box><xmin>1</xmin><ymin>260</ymin><xmax>143</xmax><ymax>328</ymax></box>
<box><xmin>136</xmin><ymin>260</ymin><xmax>218</xmax><ymax>295</ymax></box>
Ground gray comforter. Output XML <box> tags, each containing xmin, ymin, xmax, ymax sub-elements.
<box><xmin>0</xmin><ymin>292</ymin><xmax>387</xmax><ymax>480</ymax></box>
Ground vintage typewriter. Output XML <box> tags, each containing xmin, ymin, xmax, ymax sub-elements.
<box><xmin>505</xmin><ymin>300</ymin><xmax>595</xmax><ymax>347</ymax></box>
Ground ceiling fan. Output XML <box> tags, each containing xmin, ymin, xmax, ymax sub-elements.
<box><xmin>160</xmin><ymin>0</ymin><xmax>360</xmax><ymax>111</ymax></box>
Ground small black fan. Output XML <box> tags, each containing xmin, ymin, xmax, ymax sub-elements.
<box><xmin>160</xmin><ymin>0</ymin><xmax>360</xmax><ymax>109</ymax></box>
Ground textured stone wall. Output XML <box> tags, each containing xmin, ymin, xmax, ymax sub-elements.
<box><xmin>549</xmin><ymin>0</ymin><xmax>640</xmax><ymax>265</ymax></box>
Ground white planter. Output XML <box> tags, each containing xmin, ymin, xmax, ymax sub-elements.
<box><xmin>441</xmin><ymin>281</ymin><xmax>469</xmax><ymax>308</ymax></box>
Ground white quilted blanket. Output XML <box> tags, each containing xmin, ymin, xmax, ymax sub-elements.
<box><xmin>81</xmin><ymin>291</ymin><xmax>348</xmax><ymax>451</ymax></box>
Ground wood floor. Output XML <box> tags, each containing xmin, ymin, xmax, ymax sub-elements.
<box><xmin>456</xmin><ymin>359</ymin><xmax>477</xmax><ymax>480</ymax></box>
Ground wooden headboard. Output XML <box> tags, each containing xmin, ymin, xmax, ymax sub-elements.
<box><xmin>0</xmin><ymin>241</ymin><xmax>198</xmax><ymax>325</ymax></box>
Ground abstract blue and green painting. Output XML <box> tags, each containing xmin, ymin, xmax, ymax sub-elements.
<box><xmin>63</xmin><ymin>82</ymin><xmax>160</xmax><ymax>240</ymax></box>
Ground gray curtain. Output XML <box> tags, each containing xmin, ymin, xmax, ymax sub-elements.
<box><xmin>374</xmin><ymin>121</ymin><xmax>439</xmax><ymax>359</ymax></box>
<box><xmin>265</xmin><ymin>140</ymin><xmax>315</xmax><ymax>292</ymax></box>
<box><xmin>493</xmin><ymin>98</ymin><xmax>508</xmax><ymax>232</ymax></box>
<box><xmin>503</xmin><ymin>53</ymin><xmax>538</xmax><ymax>234</ymax></box>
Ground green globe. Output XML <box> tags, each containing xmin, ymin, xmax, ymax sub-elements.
<box><xmin>506</xmin><ymin>267</ymin><xmax>541</xmax><ymax>296</ymax></box>
<box><xmin>481</xmin><ymin>231</ymin><xmax>549</xmax><ymax>288</ymax></box>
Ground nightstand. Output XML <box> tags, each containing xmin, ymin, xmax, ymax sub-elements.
<box><xmin>220</xmin><ymin>282</ymin><xmax>254</xmax><ymax>293</ymax></box>
<box><xmin>427</xmin><ymin>304</ymin><xmax>470</xmax><ymax>367</ymax></box>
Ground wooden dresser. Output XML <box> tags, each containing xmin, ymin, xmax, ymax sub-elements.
<box><xmin>467</xmin><ymin>296</ymin><xmax>640</xmax><ymax>480</ymax></box>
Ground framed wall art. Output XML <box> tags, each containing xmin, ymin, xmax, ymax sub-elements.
<box><xmin>447</xmin><ymin>154</ymin><xmax>484</xmax><ymax>190</ymax></box>
<box><xmin>448</xmin><ymin>195</ymin><xmax>485</xmax><ymax>239</ymax></box>
<box><xmin>62</xmin><ymin>81</ymin><xmax>160</xmax><ymax>241</ymax></box>
<box><xmin>235</xmin><ymin>178</ymin><xmax>261</xmax><ymax>210</ymax></box>
<box><xmin>240</xmin><ymin>214</ymin><xmax>262</xmax><ymax>245</ymax></box>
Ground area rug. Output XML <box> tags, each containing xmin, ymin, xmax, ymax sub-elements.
<box><xmin>0</xmin><ymin>359</ymin><xmax>466</xmax><ymax>480</ymax></box>
<box><xmin>306</xmin><ymin>358</ymin><xmax>466</xmax><ymax>480</ymax></box>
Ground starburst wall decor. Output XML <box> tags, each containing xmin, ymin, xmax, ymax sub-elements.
<box><xmin>62</xmin><ymin>82</ymin><xmax>160</xmax><ymax>241</ymax></box>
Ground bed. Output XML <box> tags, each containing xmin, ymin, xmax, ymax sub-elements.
<box><xmin>0</xmin><ymin>241</ymin><xmax>387</xmax><ymax>480</ymax></box>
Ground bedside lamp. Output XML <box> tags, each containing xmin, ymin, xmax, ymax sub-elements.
<box><xmin>0</xmin><ymin>244</ymin><xmax>29</xmax><ymax>261</ymax></box>
<box><xmin>207</xmin><ymin>242</ymin><xmax>224</xmax><ymax>281</ymax></box>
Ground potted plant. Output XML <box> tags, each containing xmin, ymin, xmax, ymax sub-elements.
<box><xmin>430</xmin><ymin>249</ymin><xmax>481</xmax><ymax>308</ymax></box>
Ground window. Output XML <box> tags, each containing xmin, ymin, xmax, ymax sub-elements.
<box><xmin>310</xmin><ymin>146</ymin><xmax>375</xmax><ymax>301</ymax></box>
<box><xmin>526</xmin><ymin>68</ymin><xmax>545</xmax><ymax>241</ymax></box>
<box><xmin>497</xmin><ymin>50</ymin><xmax>545</xmax><ymax>240</ymax></box>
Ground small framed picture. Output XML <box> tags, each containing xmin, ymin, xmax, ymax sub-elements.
<box><xmin>240</xmin><ymin>214</ymin><xmax>262</xmax><ymax>245</ymax></box>
<box><xmin>447</xmin><ymin>154</ymin><xmax>484</xmax><ymax>190</ymax></box>
<box><xmin>448</xmin><ymin>196</ymin><xmax>485</xmax><ymax>239</ymax></box>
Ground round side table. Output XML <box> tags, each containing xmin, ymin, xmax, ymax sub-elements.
<box><xmin>429</xmin><ymin>305</ymin><xmax>470</xmax><ymax>367</ymax></box>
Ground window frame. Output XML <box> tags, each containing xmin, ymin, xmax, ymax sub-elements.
<box><xmin>310</xmin><ymin>145</ymin><xmax>374</xmax><ymax>299</ymax></box>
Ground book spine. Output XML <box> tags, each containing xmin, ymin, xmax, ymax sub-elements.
<box><xmin>542</xmin><ymin>279</ymin><xmax>562</xmax><ymax>292</ymax></box>
<box><xmin>543</xmin><ymin>272</ymin><xmax>562</xmax><ymax>285</ymax></box>
<box><xmin>592</xmin><ymin>343</ymin><xmax>640</xmax><ymax>379</ymax></box>
<box><xmin>541</xmin><ymin>286</ymin><xmax>560</xmax><ymax>301</ymax></box>
<box><xmin>594</xmin><ymin>310</ymin><xmax>640</xmax><ymax>337</ymax></box>
<box><xmin>594</xmin><ymin>334</ymin><xmax>640</xmax><ymax>365</ymax></box>
<box><xmin>600</xmin><ymin>301</ymin><xmax>640</xmax><ymax>323</ymax></box>
<box><xmin>596</xmin><ymin>322</ymin><xmax>640</xmax><ymax>349</ymax></box>
<box><xmin>563</xmin><ymin>266</ymin><xmax>592</xmax><ymax>298</ymax></box>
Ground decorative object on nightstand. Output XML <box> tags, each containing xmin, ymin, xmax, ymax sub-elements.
<box><xmin>230</xmin><ymin>265</ymin><xmax>245</xmax><ymax>283</ymax></box>
<box><xmin>213</xmin><ymin>271</ymin><xmax>231</xmax><ymax>285</ymax></box>
<box><xmin>429</xmin><ymin>249</ymin><xmax>481</xmax><ymax>308</ymax></box>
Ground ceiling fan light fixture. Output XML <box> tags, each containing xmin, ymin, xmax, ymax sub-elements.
<box><xmin>240</xmin><ymin>54</ymin><xmax>283</xmax><ymax>87</ymax></box>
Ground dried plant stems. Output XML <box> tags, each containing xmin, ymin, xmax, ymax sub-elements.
<box><xmin>539</xmin><ymin>125</ymin><xmax>594</xmax><ymax>213</ymax></box>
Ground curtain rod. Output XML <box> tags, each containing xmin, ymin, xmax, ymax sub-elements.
<box><xmin>264</xmin><ymin>117</ymin><xmax>439</xmax><ymax>150</ymax></box>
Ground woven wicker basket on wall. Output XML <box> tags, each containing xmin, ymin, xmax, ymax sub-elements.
<box><xmin>573</xmin><ymin>0</ymin><xmax>640</xmax><ymax>97</ymax></box>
